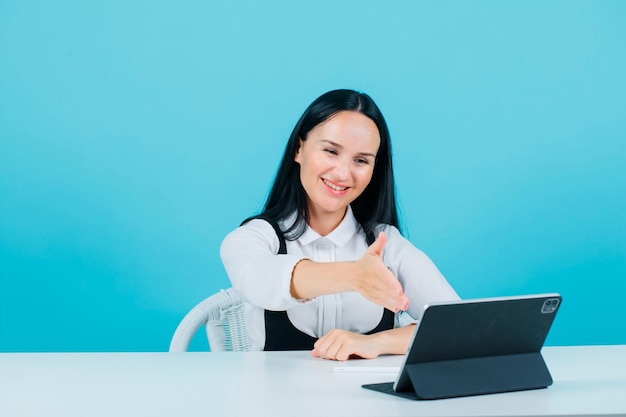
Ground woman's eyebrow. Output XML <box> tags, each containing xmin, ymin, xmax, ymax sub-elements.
<box><xmin>320</xmin><ymin>139</ymin><xmax>376</xmax><ymax>158</ymax></box>
<box><xmin>320</xmin><ymin>139</ymin><xmax>343</xmax><ymax>148</ymax></box>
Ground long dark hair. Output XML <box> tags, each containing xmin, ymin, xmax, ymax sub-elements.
<box><xmin>245</xmin><ymin>89</ymin><xmax>401</xmax><ymax>239</ymax></box>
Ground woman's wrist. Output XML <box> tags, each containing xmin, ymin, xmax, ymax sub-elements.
<box><xmin>371</xmin><ymin>326</ymin><xmax>415</xmax><ymax>356</ymax></box>
<box><xmin>366</xmin><ymin>331</ymin><xmax>386</xmax><ymax>357</ymax></box>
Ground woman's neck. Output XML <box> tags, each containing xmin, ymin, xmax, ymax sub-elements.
<box><xmin>307</xmin><ymin>207</ymin><xmax>347</xmax><ymax>237</ymax></box>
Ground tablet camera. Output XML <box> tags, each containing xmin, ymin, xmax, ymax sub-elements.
<box><xmin>541</xmin><ymin>298</ymin><xmax>560</xmax><ymax>314</ymax></box>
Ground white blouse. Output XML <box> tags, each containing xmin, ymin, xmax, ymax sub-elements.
<box><xmin>220</xmin><ymin>206</ymin><xmax>459</xmax><ymax>351</ymax></box>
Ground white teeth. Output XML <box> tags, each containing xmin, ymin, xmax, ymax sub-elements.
<box><xmin>323</xmin><ymin>179</ymin><xmax>348</xmax><ymax>191</ymax></box>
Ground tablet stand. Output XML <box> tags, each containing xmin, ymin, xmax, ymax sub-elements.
<box><xmin>405</xmin><ymin>352</ymin><xmax>553</xmax><ymax>400</ymax></box>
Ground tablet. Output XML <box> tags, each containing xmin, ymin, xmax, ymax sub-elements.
<box><xmin>363</xmin><ymin>293</ymin><xmax>562</xmax><ymax>400</ymax></box>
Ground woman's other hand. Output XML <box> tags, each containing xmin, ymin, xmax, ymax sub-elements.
<box><xmin>311</xmin><ymin>329</ymin><xmax>380</xmax><ymax>361</ymax></box>
<box><xmin>311</xmin><ymin>325</ymin><xmax>416</xmax><ymax>361</ymax></box>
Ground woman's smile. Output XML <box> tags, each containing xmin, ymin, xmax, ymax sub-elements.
<box><xmin>322</xmin><ymin>178</ymin><xmax>350</xmax><ymax>193</ymax></box>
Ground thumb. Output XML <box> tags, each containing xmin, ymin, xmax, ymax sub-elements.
<box><xmin>367</xmin><ymin>231</ymin><xmax>387</xmax><ymax>258</ymax></box>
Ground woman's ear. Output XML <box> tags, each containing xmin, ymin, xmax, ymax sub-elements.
<box><xmin>294</xmin><ymin>138</ymin><xmax>303</xmax><ymax>163</ymax></box>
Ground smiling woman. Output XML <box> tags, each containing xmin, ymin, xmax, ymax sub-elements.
<box><xmin>0</xmin><ymin>1</ymin><xmax>624</xmax><ymax>354</ymax></box>
<box><xmin>219</xmin><ymin>89</ymin><xmax>459</xmax><ymax>361</ymax></box>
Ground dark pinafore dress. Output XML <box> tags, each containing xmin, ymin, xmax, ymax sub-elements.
<box><xmin>260</xmin><ymin>219</ymin><xmax>395</xmax><ymax>351</ymax></box>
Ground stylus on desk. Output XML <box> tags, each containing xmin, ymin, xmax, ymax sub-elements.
<box><xmin>333</xmin><ymin>366</ymin><xmax>400</xmax><ymax>373</ymax></box>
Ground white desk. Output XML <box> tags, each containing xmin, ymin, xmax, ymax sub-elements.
<box><xmin>1</xmin><ymin>345</ymin><xmax>625</xmax><ymax>417</ymax></box>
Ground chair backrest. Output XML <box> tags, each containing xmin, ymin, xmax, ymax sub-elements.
<box><xmin>169</xmin><ymin>288</ymin><xmax>252</xmax><ymax>352</ymax></box>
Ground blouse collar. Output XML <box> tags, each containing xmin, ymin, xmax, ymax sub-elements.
<box><xmin>295</xmin><ymin>206</ymin><xmax>360</xmax><ymax>247</ymax></box>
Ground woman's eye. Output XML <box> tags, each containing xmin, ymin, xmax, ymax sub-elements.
<box><xmin>355</xmin><ymin>158</ymin><xmax>369</xmax><ymax>165</ymax></box>
<box><xmin>324</xmin><ymin>149</ymin><xmax>338</xmax><ymax>155</ymax></box>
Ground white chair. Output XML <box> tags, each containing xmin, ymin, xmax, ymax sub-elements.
<box><xmin>169</xmin><ymin>288</ymin><xmax>252</xmax><ymax>352</ymax></box>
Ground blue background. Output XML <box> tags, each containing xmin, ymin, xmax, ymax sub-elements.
<box><xmin>1</xmin><ymin>1</ymin><xmax>624</xmax><ymax>352</ymax></box>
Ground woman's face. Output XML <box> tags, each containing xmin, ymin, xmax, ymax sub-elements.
<box><xmin>294</xmin><ymin>110</ymin><xmax>381</xmax><ymax>233</ymax></box>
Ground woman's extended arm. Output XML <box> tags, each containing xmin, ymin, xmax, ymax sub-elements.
<box><xmin>221</xmin><ymin>219</ymin><xmax>409</xmax><ymax>313</ymax></box>
<box><xmin>290</xmin><ymin>231</ymin><xmax>409</xmax><ymax>313</ymax></box>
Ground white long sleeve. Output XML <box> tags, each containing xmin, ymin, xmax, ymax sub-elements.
<box><xmin>220</xmin><ymin>218</ymin><xmax>307</xmax><ymax>311</ymax></box>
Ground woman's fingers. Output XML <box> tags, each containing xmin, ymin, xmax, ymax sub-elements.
<box><xmin>366</xmin><ymin>231</ymin><xmax>387</xmax><ymax>258</ymax></box>
<box><xmin>313</xmin><ymin>330</ymin><xmax>343</xmax><ymax>360</ymax></box>
<box><xmin>364</xmin><ymin>276</ymin><xmax>408</xmax><ymax>312</ymax></box>
<box><xmin>356</xmin><ymin>233</ymin><xmax>409</xmax><ymax>312</ymax></box>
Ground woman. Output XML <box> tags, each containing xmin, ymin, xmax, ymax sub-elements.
<box><xmin>220</xmin><ymin>89</ymin><xmax>458</xmax><ymax>360</ymax></box>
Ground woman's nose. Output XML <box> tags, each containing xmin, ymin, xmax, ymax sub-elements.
<box><xmin>333</xmin><ymin>157</ymin><xmax>351</xmax><ymax>179</ymax></box>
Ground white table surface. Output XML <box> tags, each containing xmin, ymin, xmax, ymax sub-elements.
<box><xmin>1</xmin><ymin>345</ymin><xmax>625</xmax><ymax>417</ymax></box>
